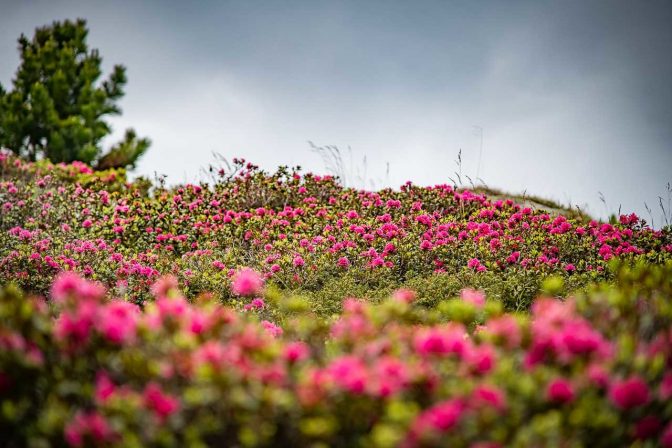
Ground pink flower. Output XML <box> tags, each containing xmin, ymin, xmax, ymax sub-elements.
<box><xmin>53</xmin><ymin>302</ymin><xmax>97</xmax><ymax>349</ymax></box>
<box><xmin>485</xmin><ymin>315</ymin><xmax>522</xmax><ymax>349</ymax></box>
<box><xmin>587</xmin><ymin>364</ymin><xmax>609</xmax><ymax>388</ymax></box>
<box><xmin>472</xmin><ymin>385</ymin><xmax>506</xmax><ymax>412</ymax></box>
<box><xmin>392</xmin><ymin>288</ymin><xmax>417</xmax><ymax>304</ymax></box>
<box><xmin>231</xmin><ymin>268</ymin><xmax>264</xmax><ymax>296</ymax></box>
<box><xmin>467</xmin><ymin>258</ymin><xmax>481</xmax><ymax>269</ymax></box>
<box><xmin>283</xmin><ymin>341</ymin><xmax>310</xmax><ymax>363</ymax></box>
<box><xmin>414</xmin><ymin>324</ymin><xmax>469</xmax><ymax>358</ymax></box>
<box><xmin>64</xmin><ymin>411</ymin><xmax>113</xmax><ymax>447</ymax></box>
<box><xmin>98</xmin><ymin>301</ymin><xmax>139</xmax><ymax>345</ymax></box>
<box><xmin>564</xmin><ymin>263</ymin><xmax>576</xmax><ymax>272</ymax></box>
<box><xmin>547</xmin><ymin>378</ymin><xmax>575</xmax><ymax>403</ymax></box>
<box><xmin>527</xmin><ymin>298</ymin><xmax>612</xmax><ymax>366</ymax></box>
<box><xmin>244</xmin><ymin>298</ymin><xmax>265</xmax><ymax>311</ymax></box>
<box><xmin>560</xmin><ymin>320</ymin><xmax>611</xmax><ymax>358</ymax></box>
<box><xmin>154</xmin><ymin>294</ymin><xmax>189</xmax><ymax>324</ymax></box>
<box><xmin>293</xmin><ymin>255</ymin><xmax>305</xmax><ymax>267</ymax></box>
<box><xmin>461</xmin><ymin>289</ymin><xmax>485</xmax><ymax>308</ymax></box>
<box><xmin>506</xmin><ymin>251</ymin><xmax>520</xmax><ymax>264</ymax></box>
<box><xmin>51</xmin><ymin>272</ymin><xmax>83</xmax><ymax>304</ymax></box>
<box><xmin>337</xmin><ymin>257</ymin><xmax>350</xmax><ymax>268</ymax></box>
<box><xmin>413</xmin><ymin>399</ymin><xmax>464</xmax><ymax>433</ymax></box>
<box><xmin>51</xmin><ymin>272</ymin><xmax>105</xmax><ymax>304</ymax></box>
<box><xmin>94</xmin><ymin>372</ymin><xmax>116</xmax><ymax>404</ymax></box>
<box><xmin>326</xmin><ymin>356</ymin><xmax>368</xmax><ymax>394</ymax></box>
<box><xmin>466</xmin><ymin>344</ymin><xmax>496</xmax><ymax>374</ymax></box>
<box><xmin>81</xmin><ymin>219</ymin><xmax>92</xmax><ymax>228</ymax></box>
<box><xmin>150</xmin><ymin>275</ymin><xmax>179</xmax><ymax>299</ymax></box>
<box><xmin>609</xmin><ymin>376</ymin><xmax>650</xmax><ymax>409</ymax></box>
<box><xmin>143</xmin><ymin>383</ymin><xmax>180</xmax><ymax>421</ymax></box>
<box><xmin>371</xmin><ymin>356</ymin><xmax>409</xmax><ymax>397</ymax></box>
<box><xmin>262</xmin><ymin>320</ymin><xmax>283</xmax><ymax>338</ymax></box>
<box><xmin>187</xmin><ymin>309</ymin><xmax>210</xmax><ymax>335</ymax></box>
<box><xmin>370</xmin><ymin>256</ymin><xmax>385</xmax><ymax>268</ymax></box>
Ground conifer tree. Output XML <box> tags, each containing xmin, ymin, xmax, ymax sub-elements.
<box><xmin>0</xmin><ymin>18</ymin><xmax>150</xmax><ymax>169</ymax></box>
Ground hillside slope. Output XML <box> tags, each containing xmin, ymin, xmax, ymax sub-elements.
<box><xmin>1</xmin><ymin>154</ymin><xmax>670</xmax><ymax>314</ymax></box>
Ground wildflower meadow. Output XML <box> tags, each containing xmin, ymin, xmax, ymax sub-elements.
<box><xmin>0</xmin><ymin>152</ymin><xmax>671</xmax><ymax>447</ymax></box>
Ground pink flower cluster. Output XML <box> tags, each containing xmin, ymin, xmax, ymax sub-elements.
<box><xmin>1</xmin><ymin>256</ymin><xmax>671</xmax><ymax>446</ymax></box>
<box><xmin>525</xmin><ymin>298</ymin><xmax>613</xmax><ymax>367</ymax></box>
<box><xmin>231</xmin><ymin>268</ymin><xmax>264</xmax><ymax>296</ymax></box>
<box><xmin>2</xmin><ymin>153</ymin><xmax>669</xmax><ymax>312</ymax></box>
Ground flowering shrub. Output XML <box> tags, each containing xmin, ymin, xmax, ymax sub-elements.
<box><xmin>1</xmin><ymin>262</ymin><xmax>671</xmax><ymax>446</ymax></box>
<box><xmin>1</xmin><ymin>153</ymin><xmax>670</xmax><ymax>315</ymax></box>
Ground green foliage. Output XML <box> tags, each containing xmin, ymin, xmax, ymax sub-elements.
<box><xmin>0</xmin><ymin>18</ymin><xmax>150</xmax><ymax>169</ymax></box>
<box><xmin>96</xmin><ymin>129</ymin><xmax>151</xmax><ymax>170</ymax></box>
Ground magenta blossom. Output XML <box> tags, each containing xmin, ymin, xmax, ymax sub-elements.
<box><xmin>472</xmin><ymin>385</ymin><xmax>507</xmax><ymax>412</ymax></box>
<box><xmin>485</xmin><ymin>315</ymin><xmax>522</xmax><ymax>349</ymax></box>
<box><xmin>326</xmin><ymin>355</ymin><xmax>368</xmax><ymax>394</ymax></box>
<box><xmin>51</xmin><ymin>272</ymin><xmax>105</xmax><ymax>304</ymax></box>
<box><xmin>283</xmin><ymin>341</ymin><xmax>311</xmax><ymax>363</ymax></box>
<box><xmin>94</xmin><ymin>371</ymin><xmax>116</xmax><ymax>404</ymax></box>
<box><xmin>337</xmin><ymin>257</ymin><xmax>351</xmax><ymax>268</ymax></box>
<box><xmin>547</xmin><ymin>378</ymin><xmax>575</xmax><ymax>404</ymax></box>
<box><xmin>64</xmin><ymin>411</ymin><xmax>114</xmax><ymax>447</ymax></box>
<box><xmin>262</xmin><ymin>320</ymin><xmax>283</xmax><ymax>338</ymax></box>
<box><xmin>412</xmin><ymin>398</ymin><xmax>465</xmax><ymax>433</ymax></box>
<box><xmin>393</xmin><ymin>288</ymin><xmax>417</xmax><ymax>304</ymax></box>
<box><xmin>414</xmin><ymin>324</ymin><xmax>469</xmax><ymax>358</ymax></box>
<box><xmin>98</xmin><ymin>300</ymin><xmax>139</xmax><ymax>345</ymax></box>
<box><xmin>143</xmin><ymin>383</ymin><xmax>180</xmax><ymax>422</ymax></box>
<box><xmin>231</xmin><ymin>268</ymin><xmax>264</xmax><ymax>296</ymax></box>
<box><xmin>461</xmin><ymin>288</ymin><xmax>485</xmax><ymax>308</ymax></box>
<box><xmin>150</xmin><ymin>275</ymin><xmax>179</xmax><ymax>299</ymax></box>
<box><xmin>609</xmin><ymin>376</ymin><xmax>650</xmax><ymax>410</ymax></box>
<box><xmin>244</xmin><ymin>298</ymin><xmax>265</xmax><ymax>311</ymax></box>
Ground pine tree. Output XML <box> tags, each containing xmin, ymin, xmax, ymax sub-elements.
<box><xmin>0</xmin><ymin>18</ymin><xmax>150</xmax><ymax>169</ymax></box>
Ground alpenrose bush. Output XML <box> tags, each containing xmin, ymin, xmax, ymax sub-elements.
<box><xmin>1</xmin><ymin>152</ymin><xmax>671</xmax><ymax>315</ymax></box>
<box><xmin>1</xmin><ymin>262</ymin><xmax>671</xmax><ymax>447</ymax></box>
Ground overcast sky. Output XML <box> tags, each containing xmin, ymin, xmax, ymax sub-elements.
<box><xmin>1</xmin><ymin>0</ymin><xmax>671</xmax><ymax>224</ymax></box>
